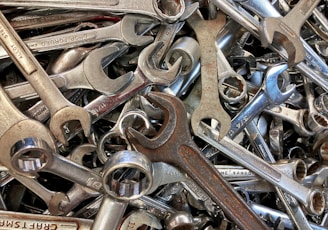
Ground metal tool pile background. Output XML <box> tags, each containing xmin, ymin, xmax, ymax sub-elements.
<box><xmin>0</xmin><ymin>0</ymin><xmax>327</xmax><ymax>229</ymax></box>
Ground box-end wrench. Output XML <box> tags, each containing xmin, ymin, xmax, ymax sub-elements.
<box><xmin>187</xmin><ymin>11</ymin><xmax>231</xmax><ymax>140</ymax></box>
<box><xmin>0</xmin><ymin>11</ymin><xmax>91</xmax><ymax>145</ymax></box>
<box><xmin>126</xmin><ymin>92</ymin><xmax>270</xmax><ymax>230</ymax></box>
<box><xmin>228</xmin><ymin>63</ymin><xmax>295</xmax><ymax>139</ymax></box>
<box><xmin>4</xmin><ymin>42</ymin><xmax>133</xmax><ymax>102</ymax></box>
<box><xmin>0</xmin><ymin>14</ymin><xmax>155</xmax><ymax>60</ymax></box>
<box><xmin>0</xmin><ymin>0</ymin><xmax>187</xmax><ymax>23</ymax></box>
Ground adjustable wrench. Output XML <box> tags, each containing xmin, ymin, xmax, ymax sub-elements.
<box><xmin>5</xmin><ymin>42</ymin><xmax>133</xmax><ymax>102</ymax></box>
<box><xmin>0</xmin><ymin>0</ymin><xmax>186</xmax><ymax>22</ymax></box>
<box><xmin>228</xmin><ymin>63</ymin><xmax>295</xmax><ymax>139</ymax></box>
<box><xmin>0</xmin><ymin>14</ymin><xmax>155</xmax><ymax>60</ymax></box>
<box><xmin>126</xmin><ymin>92</ymin><xmax>269</xmax><ymax>230</ymax></box>
<box><xmin>0</xmin><ymin>11</ymin><xmax>91</xmax><ymax>145</ymax></box>
<box><xmin>187</xmin><ymin>11</ymin><xmax>231</xmax><ymax>139</ymax></box>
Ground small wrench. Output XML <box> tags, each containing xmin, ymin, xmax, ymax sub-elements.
<box><xmin>259</xmin><ymin>0</ymin><xmax>320</xmax><ymax>66</ymax></box>
<box><xmin>126</xmin><ymin>92</ymin><xmax>269</xmax><ymax>230</ymax></box>
<box><xmin>228</xmin><ymin>63</ymin><xmax>295</xmax><ymax>139</ymax></box>
<box><xmin>0</xmin><ymin>11</ymin><xmax>91</xmax><ymax>145</ymax></box>
<box><xmin>0</xmin><ymin>0</ymin><xmax>186</xmax><ymax>22</ymax></box>
<box><xmin>0</xmin><ymin>14</ymin><xmax>155</xmax><ymax>60</ymax></box>
<box><xmin>5</xmin><ymin>42</ymin><xmax>133</xmax><ymax>102</ymax></box>
<box><xmin>187</xmin><ymin>10</ymin><xmax>231</xmax><ymax>139</ymax></box>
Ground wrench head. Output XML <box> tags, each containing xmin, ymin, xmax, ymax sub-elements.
<box><xmin>49</xmin><ymin>106</ymin><xmax>92</xmax><ymax>145</ymax></box>
<box><xmin>260</xmin><ymin>17</ymin><xmax>306</xmax><ymax>67</ymax></box>
<box><xmin>263</xmin><ymin>63</ymin><xmax>296</xmax><ymax>105</ymax></box>
<box><xmin>137</xmin><ymin>41</ymin><xmax>182</xmax><ymax>85</ymax></box>
<box><xmin>121</xmin><ymin>14</ymin><xmax>156</xmax><ymax>46</ymax></box>
<box><xmin>83</xmin><ymin>43</ymin><xmax>133</xmax><ymax>95</ymax></box>
<box><xmin>126</xmin><ymin>92</ymin><xmax>188</xmax><ymax>154</ymax></box>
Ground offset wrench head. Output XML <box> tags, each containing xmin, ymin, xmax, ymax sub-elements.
<box><xmin>137</xmin><ymin>41</ymin><xmax>182</xmax><ymax>85</ymax></box>
<box><xmin>121</xmin><ymin>14</ymin><xmax>155</xmax><ymax>46</ymax></box>
<box><xmin>49</xmin><ymin>106</ymin><xmax>92</xmax><ymax>146</ymax></box>
<box><xmin>263</xmin><ymin>63</ymin><xmax>296</xmax><ymax>105</ymax></box>
<box><xmin>260</xmin><ymin>18</ymin><xmax>305</xmax><ymax>67</ymax></box>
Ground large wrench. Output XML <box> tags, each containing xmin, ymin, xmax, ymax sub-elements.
<box><xmin>5</xmin><ymin>42</ymin><xmax>133</xmax><ymax>102</ymax></box>
<box><xmin>126</xmin><ymin>92</ymin><xmax>269</xmax><ymax>230</ymax></box>
<box><xmin>0</xmin><ymin>11</ymin><xmax>91</xmax><ymax>145</ymax></box>
<box><xmin>187</xmin><ymin>11</ymin><xmax>231</xmax><ymax>139</ymax></box>
<box><xmin>0</xmin><ymin>14</ymin><xmax>155</xmax><ymax>60</ymax></box>
<box><xmin>228</xmin><ymin>63</ymin><xmax>295</xmax><ymax>139</ymax></box>
<box><xmin>0</xmin><ymin>0</ymin><xmax>186</xmax><ymax>22</ymax></box>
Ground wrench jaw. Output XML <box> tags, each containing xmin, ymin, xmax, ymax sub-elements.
<box><xmin>49</xmin><ymin>106</ymin><xmax>92</xmax><ymax>146</ymax></box>
<box><xmin>138</xmin><ymin>41</ymin><xmax>182</xmax><ymax>85</ymax></box>
<box><xmin>260</xmin><ymin>18</ymin><xmax>306</xmax><ymax>67</ymax></box>
<box><xmin>82</xmin><ymin>43</ymin><xmax>134</xmax><ymax>95</ymax></box>
<box><xmin>263</xmin><ymin>63</ymin><xmax>296</xmax><ymax>104</ymax></box>
<box><xmin>121</xmin><ymin>14</ymin><xmax>155</xmax><ymax>46</ymax></box>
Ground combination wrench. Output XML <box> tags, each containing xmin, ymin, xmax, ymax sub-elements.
<box><xmin>0</xmin><ymin>14</ymin><xmax>155</xmax><ymax>60</ymax></box>
<box><xmin>126</xmin><ymin>92</ymin><xmax>269</xmax><ymax>230</ymax></box>
<box><xmin>0</xmin><ymin>11</ymin><xmax>91</xmax><ymax>145</ymax></box>
<box><xmin>4</xmin><ymin>42</ymin><xmax>133</xmax><ymax>102</ymax></box>
<box><xmin>0</xmin><ymin>0</ymin><xmax>187</xmax><ymax>22</ymax></box>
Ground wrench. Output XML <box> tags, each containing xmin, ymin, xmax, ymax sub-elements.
<box><xmin>0</xmin><ymin>210</ymin><xmax>93</xmax><ymax>230</ymax></box>
<box><xmin>0</xmin><ymin>0</ymin><xmax>186</xmax><ymax>22</ymax></box>
<box><xmin>197</xmin><ymin>123</ymin><xmax>325</xmax><ymax>215</ymax></box>
<box><xmin>228</xmin><ymin>63</ymin><xmax>295</xmax><ymax>139</ymax></box>
<box><xmin>259</xmin><ymin>0</ymin><xmax>320</xmax><ymax>66</ymax></box>
<box><xmin>126</xmin><ymin>92</ymin><xmax>269</xmax><ymax>230</ymax></box>
<box><xmin>210</xmin><ymin>0</ymin><xmax>328</xmax><ymax>92</ymax></box>
<box><xmin>0</xmin><ymin>14</ymin><xmax>155</xmax><ymax>60</ymax></box>
<box><xmin>187</xmin><ymin>10</ymin><xmax>231</xmax><ymax>139</ymax></box>
<box><xmin>5</xmin><ymin>42</ymin><xmax>133</xmax><ymax>102</ymax></box>
<box><xmin>0</xmin><ymin>11</ymin><xmax>91</xmax><ymax>145</ymax></box>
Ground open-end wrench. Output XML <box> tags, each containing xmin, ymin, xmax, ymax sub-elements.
<box><xmin>126</xmin><ymin>92</ymin><xmax>269</xmax><ymax>230</ymax></box>
<box><xmin>0</xmin><ymin>0</ymin><xmax>186</xmax><ymax>22</ymax></box>
<box><xmin>77</xmin><ymin>41</ymin><xmax>182</xmax><ymax>133</ymax></box>
<box><xmin>228</xmin><ymin>63</ymin><xmax>295</xmax><ymax>139</ymax></box>
<box><xmin>259</xmin><ymin>0</ymin><xmax>320</xmax><ymax>66</ymax></box>
<box><xmin>5</xmin><ymin>42</ymin><xmax>133</xmax><ymax>102</ymax></box>
<box><xmin>0</xmin><ymin>11</ymin><xmax>91</xmax><ymax>145</ymax></box>
<box><xmin>0</xmin><ymin>14</ymin><xmax>155</xmax><ymax>60</ymax></box>
<box><xmin>187</xmin><ymin>11</ymin><xmax>231</xmax><ymax>139</ymax></box>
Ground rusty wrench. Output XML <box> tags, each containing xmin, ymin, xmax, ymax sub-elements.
<box><xmin>187</xmin><ymin>11</ymin><xmax>231</xmax><ymax>139</ymax></box>
<box><xmin>126</xmin><ymin>92</ymin><xmax>269</xmax><ymax>230</ymax></box>
<box><xmin>0</xmin><ymin>11</ymin><xmax>91</xmax><ymax>145</ymax></box>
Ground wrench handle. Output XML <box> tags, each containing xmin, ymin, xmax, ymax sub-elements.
<box><xmin>178</xmin><ymin>144</ymin><xmax>270</xmax><ymax>230</ymax></box>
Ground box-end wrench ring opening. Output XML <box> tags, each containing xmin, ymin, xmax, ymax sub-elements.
<box><xmin>102</xmin><ymin>150</ymin><xmax>153</xmax><ymax>201</ymax></box>
<box><xmin>308</xmin><ymin>189</ymin><xmax>325</xmax><ymax>215</ymax></box>
<box><xmin>10</xmin><ymin>137</ymin><xmax>53</xmax><ymax>176</ymax></box>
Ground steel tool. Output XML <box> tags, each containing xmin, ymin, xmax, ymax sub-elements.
<box><xmin>126</xmin><ymin>91</ymin><xmax>269</xmax><ymax>230</ymax></box>
<box><xmin>187</xmin><ymin>10</ymin><xmax>231</xmax><ymax>139</ymax></box>
<box><xmin>0</xmin><ymin>11</ymin><xmax>91</xmax><ymax>145</ymax></box>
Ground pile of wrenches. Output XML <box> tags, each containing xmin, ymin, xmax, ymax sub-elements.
<box><xmin>0</xmin><ymin>0</ymin><xmax>327</xmax><ymax>229</ymax></box>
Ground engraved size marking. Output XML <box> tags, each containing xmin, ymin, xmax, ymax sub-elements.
<box><xmin>0</xmin><ymin>22</ymin><xmax>36</xmax><ymax>75</ymax></box>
